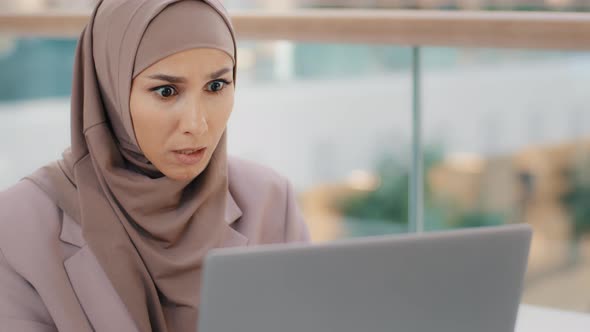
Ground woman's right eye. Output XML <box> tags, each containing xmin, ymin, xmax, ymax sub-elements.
<box><xmin>152</xmin><ymin>85</ymin><xmax>178</xmax><ymax>99</ymax></box>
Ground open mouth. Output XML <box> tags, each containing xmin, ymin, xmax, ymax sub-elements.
<box><xmin>173</xmin><ymin>147</ymin><xmax>207</xmax><ymax>165</ymax></box>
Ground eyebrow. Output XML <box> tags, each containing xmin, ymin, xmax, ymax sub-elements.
<box><xmin>147</xmin><ymin>67</ymin><xmax>233</xmax><ymax>84</ymax></box>
<box><xmin>208</xmin><ymin>67</ymin><xmax>232</xmax><ymax>80</ymax></box>
<box><xmin>147</xmin><ymin>74</ymin><xmax>187</xmax><ymax>84</ymax></box>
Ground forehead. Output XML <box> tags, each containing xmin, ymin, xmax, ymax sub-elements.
<box><xmin>137</xmin><ymin>48</ymin><xmax>234</xmax><ymax>76</ymax></box>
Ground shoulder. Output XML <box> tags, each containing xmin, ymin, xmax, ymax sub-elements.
<box><xmin>0</xmin><ymin>180</ymin><xmax>63</xmax><ymax>265</ymax></box>
<box><xmin>0</xmin><ymin>179</ymin><xmax>61</xmax><ymax>229</ymax></box>
<box><xmin>227</xmin><ymin>156</ymin><xmax>291</xmax><ymax>220</ymax></box>
<box><xmin>227</xmin><ymin>156</ymin><xmax>310</xmax><ymax>243</ymax></box>
<box><xmin>0</xmin><ymin>179</ymin><xmax>57</xmax><ymax>216</ymax></box>
<box><xmin>227</xmin><ymin>156</ymin><xmax>289</xmax><ymax>197</ymax></box>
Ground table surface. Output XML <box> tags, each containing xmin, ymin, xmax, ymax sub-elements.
<box><xmin>516</xmin><ymin>304</ymin><xmax>590</xmax><ymax>332</ymax></box>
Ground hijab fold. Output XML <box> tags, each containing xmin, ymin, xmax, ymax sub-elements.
<box><xmin>26</xmin><ymin>1</ymin><xmax>238</xmax><ymax>331</ymax></box>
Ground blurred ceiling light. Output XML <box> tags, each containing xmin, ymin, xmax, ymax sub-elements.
<box><xmin>346</xmin><ymin>170</ymin><xmax>380</xmax><ymax>191</ymax></box>
<box><xmin>445</xmin><ymin>152</ymin><xmax>484</xmax><ymax>174</ymax></box>
<box><xmin>236</xmin><ymin>48</ymin><xmax>255</xmax><ymax>70</ymax></box>
<box><xmin>546</xmin><ymin>0</ymin><xmax>570</xmax><ymax>7</ymax></box>
<box><xmin>11</xmin><ymin>0</ymin><xmax>44</xmax><ymax>12</ymax></box>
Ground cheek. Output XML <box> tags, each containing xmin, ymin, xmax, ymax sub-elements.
<box><xmin>130</xmin><ymin>94</ymin><xmax>175</xmax><ymax>155</ymax></box>
<box><xmin>206</xmin><ymin>93</ymin><xmax>234</xmax><ymax>133</ymax></box>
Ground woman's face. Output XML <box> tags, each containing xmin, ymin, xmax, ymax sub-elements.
<box><xmin>130</xmin><ymin>48</ymin><xmax>234</xmax><ymax>181</ymax></box>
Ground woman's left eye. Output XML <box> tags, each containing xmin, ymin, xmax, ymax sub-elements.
<box><xmin>206</xmin><ymin>80</ymin><xmax>230</xmax><ymax>93</ymax></box>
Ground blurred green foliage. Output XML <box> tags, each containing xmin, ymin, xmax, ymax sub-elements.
<box><xmin>337</xmin><ymin>145</ymin><xmax>505</xmax><ymax>231</ymax></box>
<box><xmin>561</xmin><ymin>157</ymin><xmax>590</xmax><ymax>238</ymax></box>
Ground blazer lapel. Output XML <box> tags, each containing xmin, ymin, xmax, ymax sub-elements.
<box><xmin>60</xmin><ymin>213</ymin><xmax>139</xmax><ymax>332</ymax></box>
<box><xmin>220</xmin><ymin>190</ymin><xmax>249</xmax><ymax>248</ymax></box>
<box><xmin>58</xmin><ymin>191</ymin><xmax>248</xmax><ymax>331</ymax></box>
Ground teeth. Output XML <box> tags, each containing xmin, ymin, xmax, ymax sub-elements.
<box><xmin>179</xmin><ymin>150</ymin><xmax>197</xmax><ymax>154</ymax></box>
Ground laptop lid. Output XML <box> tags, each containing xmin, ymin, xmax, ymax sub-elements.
<box><xmin>199</xmin><ymin>224</ymin><xmax>532</xmax><ymax>332</ymax></box>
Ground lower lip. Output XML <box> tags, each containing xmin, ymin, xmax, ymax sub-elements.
<box><xmin>173</xmin><ymin>148</ymin><xmax>207</xmax><ymax>166</ymax></box>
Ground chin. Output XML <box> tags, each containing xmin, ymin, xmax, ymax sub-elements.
<box><xmin>165</xmin><ymin>165</ymin><xmax>205</xmax><ymax>182</ymax></box>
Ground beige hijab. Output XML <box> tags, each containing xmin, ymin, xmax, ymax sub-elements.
<box><xmin>26</xmin><ymin>0</ymin><xmax>237</xmax><ymax>331</ymax></box>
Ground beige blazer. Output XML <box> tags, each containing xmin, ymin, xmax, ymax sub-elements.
<box><xmin>0</xmin><ymin>157</ymin><xmax>310</xmax><ymax>332</ymax></box>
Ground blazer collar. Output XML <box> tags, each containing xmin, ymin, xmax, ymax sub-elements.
<box><xmin>224</xmin><ymin>189</ymin><xmax>243</xmax><ymax>225</ymax></box>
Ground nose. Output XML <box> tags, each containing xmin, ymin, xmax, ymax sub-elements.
<box><xmin>179</xmin><ymin>99</ymin><xmax>208</xmax><ymax>137</ymax></box>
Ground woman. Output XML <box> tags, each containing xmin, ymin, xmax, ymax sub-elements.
<box><xmin>0</xmin><ymin>0</ymin><xmax>310</xmax><ymax>331</ymax></box>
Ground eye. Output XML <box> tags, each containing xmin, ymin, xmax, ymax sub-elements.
<box><xmin>206</xmin><ymin>79</ymin><xmax>231</xmax><ymax>93</ymax></box>
<box><xmin>152</xmin><ymin>85</ymin><xmax>178</xmax><ymax>98</ymax></box>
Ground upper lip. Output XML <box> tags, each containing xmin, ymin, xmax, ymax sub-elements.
<box><xmin>174</xmin><ymin>146</ymin><xmax>206</xmax><ymax>153</ymax></box>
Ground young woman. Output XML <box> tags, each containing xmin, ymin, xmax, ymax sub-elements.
<box><xmin>0</xmin><ymin>1</ymin><xmax>309</xmax><ymax>331</ymax></box>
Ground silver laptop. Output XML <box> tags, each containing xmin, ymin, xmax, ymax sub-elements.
<box><xmin>198</xmin><ymin>224</ymin><xmax>532</xmax><ymax>332</ymax></box>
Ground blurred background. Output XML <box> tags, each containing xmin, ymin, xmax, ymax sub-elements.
<box><xmin>1</xmin><ymin>0</ymin><xmax>589</xmax><ymax>314</ymax></box>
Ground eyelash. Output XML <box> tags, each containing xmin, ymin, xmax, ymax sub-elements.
<box><xmin>207</xmin><ymin>79</ymin><xmax>232</xmax><ymax>94</ymax></box>
<box><xmin>149</xmin><ymin>79</ymin><xmax>232</xmax><ymax>100</ymax></box>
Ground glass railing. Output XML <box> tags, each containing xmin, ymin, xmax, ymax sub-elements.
<box><xmin>420</xmin><ymin>47</ymin><xmax>590</xmax><ymax>313</ymax></box>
